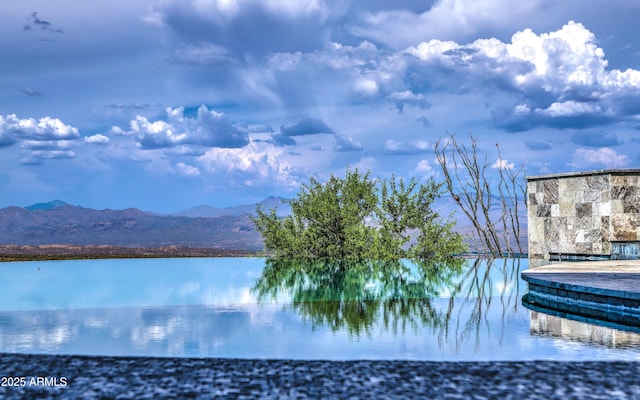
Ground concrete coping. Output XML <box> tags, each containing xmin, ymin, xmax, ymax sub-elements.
<box><xmin>522</xmin><ymin>260</ymin><xmax>640</xmax><ymax>302</ymax></box>
<box><xmin>526</xmin><ymin>168</ymin><xmax>640</xmax><ymax>181</ymax></box>
<box><xmin>523</xmin><ymin>260</ymin><xmax>640</xmax><ymax>274</ymax></box>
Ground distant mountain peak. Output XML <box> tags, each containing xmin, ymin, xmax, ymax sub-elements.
<box><xmin>174</xmin><ymin>196</ymin><xmax>291</xmax><ymax>218</ymax></box>
<box><xmin>25</xmin><ymin>200</ymin><xmax>72</xmax><ymax>211</ymax></box>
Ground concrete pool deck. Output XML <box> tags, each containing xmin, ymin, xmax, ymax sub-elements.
<box><xmin>521</xmin><ymin>260</ymin><xmax>640</xmax><ymax>326</ymax></box>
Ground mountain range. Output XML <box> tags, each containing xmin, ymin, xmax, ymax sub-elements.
<box><xmin>174</xmin><ymin>196</ymin><xmax>291</xmax><ymax>218</ymax></box>
<box><xmin>0</xmin><ymin>196</ymin><xmax>527</xmax><ymax>253</ymax></box>
<box><xmin>0</xmin><ymin>198</ymin><xmax>291</xmax><ymax>251</ymax></box>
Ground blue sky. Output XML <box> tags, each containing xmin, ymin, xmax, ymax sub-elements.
<box><xmin>1</xmin><ymin>0</ymin><xmax>640</xmax><ymax>213</ymax></box>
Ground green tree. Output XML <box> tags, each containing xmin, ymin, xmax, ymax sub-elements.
<box><xmin>252</xmin><ymin>168</ymin><xmax>466</xmax><ymax>261</ymax></box>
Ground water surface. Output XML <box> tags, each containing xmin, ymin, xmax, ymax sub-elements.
<box><xmin>0</xmin><ymin>257</ymin><xmax>639</xmax><ymax>360</ymax></box>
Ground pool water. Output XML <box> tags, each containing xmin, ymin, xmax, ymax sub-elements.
<box><xmin>0</xmin><ymin>257</ymin><xmax>639</xmax><ymax>360</ymax></box>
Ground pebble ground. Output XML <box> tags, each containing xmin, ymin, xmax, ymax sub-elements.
<box><xmin>1</xmin><ymin>354</ymin><xmax>640</xmax><ymax>399</ymax></box>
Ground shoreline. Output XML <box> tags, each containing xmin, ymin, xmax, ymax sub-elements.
<box><xmin>0</xmin><ymin>244</ymin><xmax>260</xmax><ymax>262</ymax></box>
<box><xmin>0</xmin><ymin>246</ymin><xmax>518</xmax><ymax>262</ymax></box>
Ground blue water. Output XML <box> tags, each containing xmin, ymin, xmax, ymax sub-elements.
<box><xmin>0</xmin><ymin>257</ymin><xmax>639</xmax><ymax>360</ymax></box>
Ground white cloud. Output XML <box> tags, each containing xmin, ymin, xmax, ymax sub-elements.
<box><xmin>198</xmin><ymin>141</ymin><xmax>296</xmax><ymax>188</ymax></box>
<box><xmin>85</xmin><ymin>134</ymin><xmax>110</xmax><ymax>144</ymax></box>
<box><xmin>536</xmin><ymin>101</ymin><xmax>603</xmax><ymax>117</ymax></box>
<box><xmin>0</xmin><ymin>114</ymin><xmax>79</xmax><ymax>142</ymax></box>
<box><xmin>124</xmin><ymin>105</ymin><xmax>249</xmax><ymax>149</ymax></box>
<box><xmin>262</xmin><ymin>20</ymin><xmax>640</xmax><ymax>133</ymax></box>
<box><xmin>0</xmin><ymin>114</ymin><xmax>81</xmax><ymax>164</ymax></box>
<box><xmin>505</xmin><ymin>21</ymin><xmax>607</xmax><ymax>90</ymax></box>
<box><xmin>109</xmin><ymin>126</ymin><xmax>129</xmax><ymax>136</ymax></box>
<box><xmin>402</xmin><ymin>21</ymin><xmax>640</xmax><ymax>130</ymax></box>
<box><xmin>604</xmin><ymin>68</ymin><xmax>640</xmax><ymax>90</ymax></box>
<box><xmin>175</xmin><ymin>162</ymin><xmax>200</xmax><ymax>177</ymax></box>
<box><xmin>570</xmin><ymin>147</ymin><xmax>630</xmax><ymax>169</ymax></box>
<box><xmin>415</xmin><ymin>159</ymin><xmax>435</xmax><ymax>176</ymax></box>
<box><xmin>406</xmin><ymin>40</ymin><xmax>461</xmax><ymax>63</ymax></box>
<box><xmin>352</xmin><ymin>0</ymin><xmax>542</xmax><ymax>48</ymax></box>
<box><xmin>384</xmin><ymin>139</ymin><xmax>431</xmax><ymax>154</ymax></box>
<box><xmin>353</xmin><ymin>78</ymin><xmax>379</xmax><ymax>96</ymax></box>
<box><xmin>491</xmin><ymin>159</ymin><xmax>515</xmax><ymax>170</ymax></box>
<box><xmin>404</xmin><ymin>21</ymin><xmax>611</xmax><ymax>95</ymax></box>
<box><xmin>513</xmin><ymin>104</ymin><xmax>532</xmax><ymax>115</ymax></box>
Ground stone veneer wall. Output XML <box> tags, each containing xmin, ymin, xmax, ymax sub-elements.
<box><xmin>527</xmin><ymin>169</ymin><xmax>640</xmax><ymax>262</ymax></box>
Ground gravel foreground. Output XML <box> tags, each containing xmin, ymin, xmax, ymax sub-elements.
<box><xmin>1</xmin><ymin>354</ymin><xmax>639</xmax><ymax>399</ymax></box>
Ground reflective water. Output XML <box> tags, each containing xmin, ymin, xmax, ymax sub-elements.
<box><xmin>0</xmin><ymin>257</ymin><xmax>639</xmax><ymax>360</ymax></box>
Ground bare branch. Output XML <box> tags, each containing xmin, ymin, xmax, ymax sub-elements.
<box><xmin>434</xmin><ymin>132</ymin><xmax>526</xmax><ymax>257</ymax></box>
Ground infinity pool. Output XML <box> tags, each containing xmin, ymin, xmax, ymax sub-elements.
<box><xmin>0</xmin><ymin>257</ymin><xmax>639</xmax><ymax>360</ymax></box>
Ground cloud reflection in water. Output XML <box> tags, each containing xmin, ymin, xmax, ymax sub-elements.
<box><xmin>0</xmin><ymin>257</ymin><xmax>639</xmax><ymax>360</ymax></box>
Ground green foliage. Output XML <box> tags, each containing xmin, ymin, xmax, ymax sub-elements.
<box><xmin>252</xmin><ymin>258</ymin><xmax>465</xmax><ymax>336</ymax></box>
<box><xmin>252</xmin><ymin>168</ymin><xmax>467</xmax><ymax>261</ymax></box>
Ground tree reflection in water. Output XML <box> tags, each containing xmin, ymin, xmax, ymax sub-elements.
<box><xmin>438</xmin><ymin>258</ymin><xmax>524</xmax><ymax>350</ymax></box>
<box><xmin>252</xmin><ymin>258</ymin><xmax>524</xmax><ymax>341</ymax></box>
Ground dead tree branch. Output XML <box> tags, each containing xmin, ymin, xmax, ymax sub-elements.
<box><xmin>434</xmin><ymin>131</ymin><xmax>527</xmax><ymax>257</ymax></box>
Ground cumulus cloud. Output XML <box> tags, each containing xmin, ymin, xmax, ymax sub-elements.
<box><xmin>399</xmin><ymin>21</ymin><xmax>640</xmax><ymax>131</ymax></box>
<box><xmin>0</xmin><ymin>114</ymin><xmax>82</xmax><ymax>164</ymax></box>
<box><xmin>0</xmin><ymin>114</ymin><xmax>80</xmax><ymax>142</ymax></box>
<box><xmin>263</xmin><ymin>21</ymin><xmax>640</xmax><ymax>133</ymax></box>
<box><xmin>570</xmin><ymin>147</ymin><xmax>630</xmax><ymax>169</ymax></box>
<box><xmin>123</xmin><ymin>105</ymin><xmax>249</xmax><ymax>150</ymax></box>
<box><xmin>198</xmin><ymin>142</ymin><xmax>297</xmax><ymax>188</ymax></box>
<box><xmin>85</xmin><ymin>134</ymin><xmax>110</xmax><ymax>145</ymax></box>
